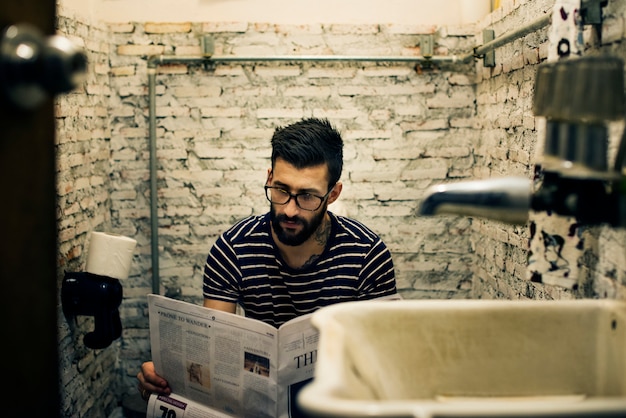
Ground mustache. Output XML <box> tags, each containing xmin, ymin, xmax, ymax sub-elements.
<box><xmin>275</xmin><ymin>214</ymin><xmax>304</xmax><ymax>224</ymax></box>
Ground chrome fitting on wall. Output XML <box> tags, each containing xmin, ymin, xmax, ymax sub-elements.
<box><xmin>531</xmin><ymin>55</ymin><xmax>625</xmax><ymax>226</ymax></box>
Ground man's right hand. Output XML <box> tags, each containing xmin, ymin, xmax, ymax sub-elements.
<box><xmin>137</xmin><ymin>361</ymin><xmax>171</xmax><ymax>401</ymax></box>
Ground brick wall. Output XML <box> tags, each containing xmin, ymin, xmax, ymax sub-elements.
<box><xmin>54</xmin><ymin>0</ymin><xmax>626</xmax><ymax>416</ymax></box>
<box><xmin>470</xmin><ymin>0</ymin><xmax>626</xmax><ymax>301</ymax></box>
<box><xmin>57</xmin><ymin>15</ymin><xmax>478</xmax><ymax>415</ymax></box>
<box><xmin>55</xmin><ymin>11</ymin><xmax>121</xmax><ymax>418</ymax></box>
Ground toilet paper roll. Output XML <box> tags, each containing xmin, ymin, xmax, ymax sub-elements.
<box><xmin>85</xmin><ymin>231</ymin><xmax>137</xmax><ymax>280</ymax></box>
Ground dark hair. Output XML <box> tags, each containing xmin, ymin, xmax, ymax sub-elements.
<box><xmin>270</xmin><ymin>118</ymin><xmax>343</xmax><ymax>188</ymax></box>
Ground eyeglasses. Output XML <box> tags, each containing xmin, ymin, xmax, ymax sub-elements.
<box><xmin>264</xmin><ymin>186</ymin><xmax>332</xmax><ymax>211</ymax></box>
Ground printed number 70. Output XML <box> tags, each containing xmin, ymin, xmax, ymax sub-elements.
<box><xmin>159</xmin><ymin>405</ymin><xmax>176</xmax><ymax>418</ymax></box>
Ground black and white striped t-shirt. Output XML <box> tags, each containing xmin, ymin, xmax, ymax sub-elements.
<box><xmin>202</xmin><ymin>212</ymin><xmax>397</xmax><ymax>328</ymax></box>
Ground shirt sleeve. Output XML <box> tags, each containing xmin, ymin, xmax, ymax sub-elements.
<box><xmin>357</xmin><ymin>237</ymin><xmax>397</xmax><ymax>299</ymax></box>
<box><xmin>202</xmin><ymin>233</ymin><xmax>242</xmax><ymax>303</ymax></box>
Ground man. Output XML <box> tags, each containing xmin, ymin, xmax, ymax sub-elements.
<box><xmin>137</xmin><ymin>117</ymin><xmax>397</xmax><ymax>399</ymax></box>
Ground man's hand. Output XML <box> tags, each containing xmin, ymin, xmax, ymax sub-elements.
<box><xmin>137</xmin><ymin>361</ymin><xmax>171</xmax><ymax>401</ymax></box>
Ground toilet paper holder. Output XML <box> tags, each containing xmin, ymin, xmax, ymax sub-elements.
<box><xmin>61</xmin><ymin>271</ymin><xmax>123</xmax><ymax>349</ymax></box>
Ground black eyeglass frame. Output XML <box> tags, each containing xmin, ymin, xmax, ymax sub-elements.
<box><xmin>264</xmin><ymin>185</ymin><xmax>334</xmax><ymax>211</ymax></box>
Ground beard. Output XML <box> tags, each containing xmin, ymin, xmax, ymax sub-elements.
<box><xmin>270</xmin><ymin>203</ymin><xmax>327</xmax><ymax>246</ymax></box>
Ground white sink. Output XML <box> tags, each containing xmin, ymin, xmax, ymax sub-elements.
<box><xmin>298</xmin><ymin>299</ymin><xmax>626</xmax><ymax>417</ymax></box>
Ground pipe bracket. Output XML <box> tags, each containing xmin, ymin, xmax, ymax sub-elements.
<box><xmin>482</xmin><ymin>29</ymin><xmax>496</xmax><ymax>67</ymax></box>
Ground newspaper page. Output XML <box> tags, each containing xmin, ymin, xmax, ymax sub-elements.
<box><xmin>148</xmin><ymin>294</ymin><xmax>280</xmax><ymax>418</ymax></box>
<box><xmin>147</xmin><ymin>316</ymin><xmax>319</xmax><ymax>418</ymax></box>
<box><xmin>147</xmin><ymin>293</ymin><xmax>399</xmax><ymax>417</ymax></box>
<box><xmin>275</xmin><ymin>316</ymin><xmax>318</xmax><ymax>418</ymax></box>
<box><xmin>147</xmin><ymin>393</ymin><xmax>235</xmax><ymax>418</ymax></box>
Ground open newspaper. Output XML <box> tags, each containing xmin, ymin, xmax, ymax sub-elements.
<box><xmin>145</xmin><ymin>294</ymin><xmax>319</xmax><ymax>418</ymax></box>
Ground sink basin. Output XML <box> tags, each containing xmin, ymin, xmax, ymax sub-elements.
<box><xmin>297</xmin><ymin>299</ymin><xmax>626</xmax><ymax>417</ymax></box>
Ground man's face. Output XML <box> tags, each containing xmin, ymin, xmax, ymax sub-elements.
<box><xmin>268</xmin><ymin>158</ymin><xmax>331</xmax><ymax>247</ymax></box>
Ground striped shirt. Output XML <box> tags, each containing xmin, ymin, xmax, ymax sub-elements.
<box><xmin>202</xmin><ymin>212</ymin><xmax>397</xmax><ymax>328</ymax></box>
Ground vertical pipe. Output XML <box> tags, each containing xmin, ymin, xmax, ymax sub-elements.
<box><xmin>148</xmin><ymin>66</ymin><xmax>160</xmax><ymax>294</ymax></box>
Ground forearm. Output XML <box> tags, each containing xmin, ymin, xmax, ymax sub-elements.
<box><xmin>203</xmin><ymin>298</ymin><xmax>237</xmax><ymax>313</ymax></box>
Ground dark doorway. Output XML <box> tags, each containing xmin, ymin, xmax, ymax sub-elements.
<box><xmin>0</xmin><ymin>1</ymin><xmax>60</xmax><ymax>416</ymax></box>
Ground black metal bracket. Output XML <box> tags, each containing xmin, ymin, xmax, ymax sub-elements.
<box><xmin>62</xmin><ymin>271</ymin><xmax>123</xmax><ymax>349</ymax></box>
<box><xmin>581</xmin><ymin>0</ymin><xmax>608</xmax><ymax>25</ymax></box>
<box><xmin>581</xmin><ymin>0</ymin><xmax>608</xmax><ymax>41</ymax></box>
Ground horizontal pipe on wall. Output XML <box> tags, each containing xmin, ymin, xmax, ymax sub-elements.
<box><xmin>147</xmin><ymin>54</ymin><xmax>465</xmax><ymax>68</ymax></box>
<box><xmin>474</xmin><ymin>13</ymin><xmax>551</xmax><ymax>58</ymax></box>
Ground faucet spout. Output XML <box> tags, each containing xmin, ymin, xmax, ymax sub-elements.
<box><xmin>419</xmin><ymin>177</ymin><xmax>531</xmax><ymax>224</ymax></box>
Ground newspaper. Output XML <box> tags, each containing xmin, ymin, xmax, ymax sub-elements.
<box><xmin>146</xmin><ymin>294</ymin><xmax>318</xmax><ymax>418</ymax></box>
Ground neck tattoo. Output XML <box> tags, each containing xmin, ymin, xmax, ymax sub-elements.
<box><xmin>296</xmin><ymin>217</ymin><xmax>330</xmax><ymax>270</ymax></box>
<box><xmin>301</xmin><ymin>254</ymin><xmax>320</xmax><ymax>269</ymax></box>
<box><xmin>313</xmin><ymin>217</ymin><xmax>331</xmax><ymax>247</ymax></box>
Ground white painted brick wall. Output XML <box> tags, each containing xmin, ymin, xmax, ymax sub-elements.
<box><xmin>103</xmin><ymin>22</ymin><xmax>479</xmax><ymax>400</ymax></box>
<box><xmin>55</xmin><ymin>1</ymin><xmax>626</xmax><ymax>416</ymax></box>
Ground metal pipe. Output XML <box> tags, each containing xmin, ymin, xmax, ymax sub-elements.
<box><xmin>146</xmin><ymin>52</ymin><xmax>464</xmax><ymax>295</ymax></box>
<box><xmin>473</xmin><ymin>14</ymin><xmax>551</xmax><ymax>58</ymax></box>
<box><xmin>148</xmin><ymin>67</ymin><xmax>160</xmax><ymax>295</ymax></box>
<box><xmin>146</xmin><ymin>14</ymin><xmax>552</xmax><ymax>70</ymax></box>
<box><xmin>149</xmin><ymin>54</ymin><xmax>463</xmax><ymax>66</ymax></box>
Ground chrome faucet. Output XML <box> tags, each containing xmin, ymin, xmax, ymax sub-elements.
<box><xmin>419</xmin><ymin>55</ymin><xmax>626</xmax><ymax>227</ymax></box>
<box><xmin>419</xmin><ymin>177</ymin><xmax>531</xmax><ymax>225</ymax></box>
